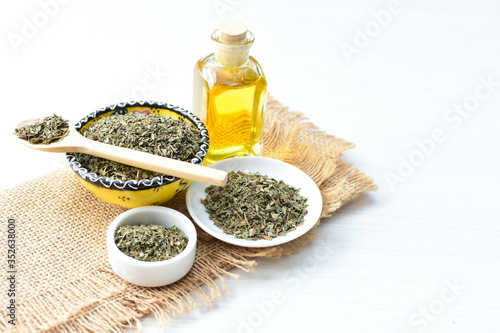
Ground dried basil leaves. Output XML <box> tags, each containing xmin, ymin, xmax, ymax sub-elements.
<box><xmin>202</xmin><ymin>171</ymin><xmax>309</xmax><ymax>240</ymax></box>
<box><xmin>15</xmin><ymin>114</ymin><xmax>69</xmax><ymax>145</ymax></box>
<box><xmin>76</xmin><ymin>113</ymin><xmax>203</xmax><ymax>181</ymax></box>
<box><xmin>114</xmin><ymin>223</ymin><xmax>188</xmax><ymax>262</ymax></box>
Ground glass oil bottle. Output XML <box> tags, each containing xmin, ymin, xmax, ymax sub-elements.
<box><xmin>193</xmin><ymin>20</ymin><xmax>267</xmax><ymax>165</ymax></box>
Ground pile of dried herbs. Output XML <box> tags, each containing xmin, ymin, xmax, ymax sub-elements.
<box><xmin>15</xmin><ymin>114</ymin><xmax>69</xmax><ymax>145</ymax></box>
<box><xmin>202</xmin><ymin>171</ymin><xmax>309</xmax><ymax>240</ymax></box>
<box><xmin>76</xmin><ymin>113</ymin><xmax>203</xmax><ymax>181</ymax></box>
<box><xmin>114</xmin><ymin>223</ymin><xmax>188</xmax><ymax>262</ymax></box>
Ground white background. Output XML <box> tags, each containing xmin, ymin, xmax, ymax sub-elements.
<box><xmin>1</xmin><ymin>0</ymin><xmax>500</xmax><ymax>332</ymax></box>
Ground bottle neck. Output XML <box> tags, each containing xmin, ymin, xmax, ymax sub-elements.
<box><xmin>212</xmin><ymin>29</ymin><xmax>255</xmax><ymax>67</ymax></box>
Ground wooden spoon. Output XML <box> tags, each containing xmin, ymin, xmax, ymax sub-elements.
<box><xmin>15</xmin><ymin>118</ymin><xmax>228</xmax><ymax>186</ymax></box>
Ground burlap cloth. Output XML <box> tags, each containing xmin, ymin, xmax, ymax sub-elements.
<box><xmin>0</xmin><ymin>97</ymin><xmax>377</xmax><ymax>332</ymax></box>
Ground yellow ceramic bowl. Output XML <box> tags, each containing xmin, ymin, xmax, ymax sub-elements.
<box><xmin>66</xmin><ymin>101</ymin><xmax>209</xmax><ymax>208</ymax></box>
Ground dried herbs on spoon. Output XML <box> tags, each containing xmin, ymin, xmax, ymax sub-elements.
<box><xmin>15</xmin><ymin>114</ymin><xmax>69</xmax><ymax>145</ymax></box>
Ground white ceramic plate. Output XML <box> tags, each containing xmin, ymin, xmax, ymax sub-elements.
<box><xmin>186</xmin><ymin>156</ymin><xmax>323</xmax><ymax>247</ymax></box>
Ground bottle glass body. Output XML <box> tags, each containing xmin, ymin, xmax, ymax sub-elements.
<box><xmin>193</xmin><ymin>53</ymin><xmax>267</xmax><ymax>165</ymax></box>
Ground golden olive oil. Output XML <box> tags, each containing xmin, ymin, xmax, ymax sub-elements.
<box><xmin>193</xmin><ymin>21</ymin><xmax>267</xmax><ymax>165</ymax></box>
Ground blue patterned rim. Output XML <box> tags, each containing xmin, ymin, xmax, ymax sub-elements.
<box><xmin>66</xmin><ymin>101</ymin><xmax>209</xmax><ymax>191</ymax></box>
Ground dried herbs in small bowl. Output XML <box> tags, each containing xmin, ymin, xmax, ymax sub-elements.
<box><xmin>114</xmin><ymin>224</ymin><xmax>188</xmax><ymax>262</ymax></box>
<box><xmin>186</xmin><ymin>156</ymin><xmax>323</xmax><ymax>248</ymax></box>
<box><xmin>106</xmin><ymin>206</ymin><xmax>197</xmax><ymax>287</ymax></box>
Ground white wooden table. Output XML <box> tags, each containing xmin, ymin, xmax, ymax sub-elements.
<box><xmin>1</xmin><ymin>1</ymin><xmax>499</xmax><ymax>332</ymax></box>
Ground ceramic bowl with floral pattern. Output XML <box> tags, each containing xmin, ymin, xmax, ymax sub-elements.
<box><xmin>66</xmin><ymin>101</ymin><xmax>209</xmax><ymax>208</ymax></box>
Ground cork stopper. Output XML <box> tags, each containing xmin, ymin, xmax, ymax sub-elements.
<box><xmin>218</xmin><ymin>20</ymin><xmax>248</xmax><ymax>45</ymax></box>
<box><xmin>213</xmin><ymin>20</ymin><xmax>254</xmax><ymax>67</ymax></box>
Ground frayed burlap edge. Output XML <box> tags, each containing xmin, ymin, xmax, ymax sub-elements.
<box><xmin>0</xmin><ymin>97</ymin><xmax>377</xmax><ymax>332</ymax></box>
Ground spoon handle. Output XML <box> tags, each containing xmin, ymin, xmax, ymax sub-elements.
<box><xmin>76</xmin><ymin>137</ymin><xmax>227</xmax><ymax>186</ymax></box>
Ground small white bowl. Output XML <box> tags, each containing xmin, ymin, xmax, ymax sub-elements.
<box><xmin>106</xmin><ymin>206</ymin><xmax>197</xmax><ymax>287</ymax></box>
<box><xmin>186</xmin><ymin>156</ymin><xmax>323</xmax><ymax>248</ymax></box>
